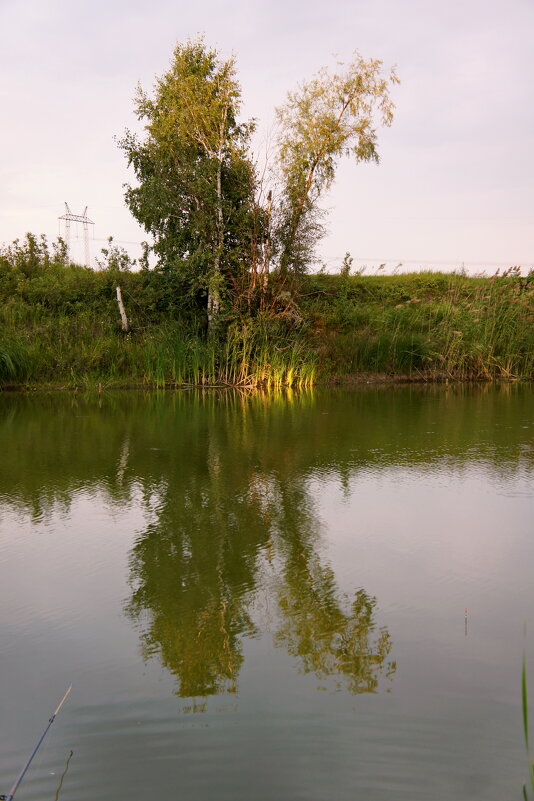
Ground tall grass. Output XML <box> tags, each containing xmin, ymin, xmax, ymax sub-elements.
<box><xmin>0</xmin><ymin>234</ymin><xmax>316</xmax><ymax>388</ymax></box>
<box><xmin>523</xmin><ymin>650</ymin><xmax>534</xmax><ymax>799</ymax></box>
<box><xmin>0</xmin><ymin>344</ymin><xmax>16</xmax><ymax>381</ymax></box>
<box><xmin>0</xmin><ymin>335</ymin><xmax>30</xmax><ymax>383</ymax></box>
<box><xmin>306</xmin><ymin>270</ymin><xmax>534</xmax><ymax>380</ymax></box>
<box><xmin>140</xmin><ymin>324</ymin><xmax>316</xmax><ymax>389</ymax></box>
<box><xmin>1</xmin><ymin>234</ymin><xmax>532</xmax><ymax>387</ymax></box>
<box><xmin>0</xmin><ymin>314</ymin><xmax>316</xmax><ymax>390</ymax></box>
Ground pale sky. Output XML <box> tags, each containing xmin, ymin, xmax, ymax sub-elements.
<box><xmin>1</xmin><ymin>0</ymin><xmax>533</xmax><ymax>273</ymax></box>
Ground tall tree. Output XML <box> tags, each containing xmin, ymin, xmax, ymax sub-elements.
<box><xmin>119</xmin><ymin>38</ymin><xmax>257</xmax><ymax>328</ymax></box>
<box><xmin>274</xmin><ymin>53</ymin><xmax>399</xmax><ymax>275</ymax></box>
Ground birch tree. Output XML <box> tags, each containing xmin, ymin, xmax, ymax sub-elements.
<box><xmin>120</xmin><ymin>38</ymin><xmax>256</xmax><ymax>330</ymax></box>
<box><xmin>275</xmin><ymin>53</ymin><xmax>399</xmax><ymax>274</ymax></box>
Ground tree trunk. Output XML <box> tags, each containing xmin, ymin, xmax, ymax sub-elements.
<box><xmin>116</xmin><ymin>285</ymin><xmax>130</xmax><ymax>333</ymax></box>
<box><xmin>261</xmin><ymin>190</ymin><xmax>273</xmax><ymax>308</ymax></box>
<box><xmin>280</xmin><ymin>95</ymin><xmax>354</xmax><ymax>275</ymax></box>
<box><xmin>207</xmin><ymin>117</ymin><xmax>227</xmax><ymax>332</ymax></box>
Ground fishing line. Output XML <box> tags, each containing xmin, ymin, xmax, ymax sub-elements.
<box><xmin>53</xmin><ymin>749</ymin><xmax>74</xmax><ymax>801</ymax></box>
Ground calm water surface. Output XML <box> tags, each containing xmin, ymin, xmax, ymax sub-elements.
<box><xmin>0</xmin><ymin>385</ymin><xmax>533</xmax><ymax>801</ymax></box>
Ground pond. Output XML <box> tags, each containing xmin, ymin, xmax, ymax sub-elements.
<box><xmin>0</xmin><ymin>385</ymin><xmax>533</xmax><ymax>801</ymax></box>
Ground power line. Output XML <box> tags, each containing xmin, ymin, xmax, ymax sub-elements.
<box><xmin>58</xmin><ymin>203</ymin><xmax>94</xmax><ymax>266</ymax></box>
<box><xmin>325</xmin><ymin>255</ymin><xmax>534</xmax><ymax>267</ymax></box>
<box><xmin>91</xmin><ymin>237</ymin><xmax>145</xmax><ymax>246</ymax></box>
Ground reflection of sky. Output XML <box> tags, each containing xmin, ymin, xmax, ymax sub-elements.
<box><xmin>314</xmin><ymin>464</ymin><xmax>533</xmax><ymax>630</ymax></box>
<box><xmin>1</xmin><ymin>457</ymin><xmax>532</xmax><ymax>684</ymax></box>
<box><xmin>1</xmin><ymin>457</ymin><xmax>532</xmax><ymax>795</ymax></box>
<box><xmin>0</xmin><ymin>393</ymin><xmax>533</xmax><ymax>801</ymax></box>
<box><xmin>1</xmin><ymin>457</ymin><xmax>532</xmax><ymax>642</ymax></box>
<box><xmin>1</xmin><ymin>0</ymin><xmax>533</xmax><ymax>271</ymax></box>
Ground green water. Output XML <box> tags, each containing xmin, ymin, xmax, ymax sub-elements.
<box><xmin>0</xmin><ymin>385</ymin><xmax>533</xmax><ymax>800</ymax></box>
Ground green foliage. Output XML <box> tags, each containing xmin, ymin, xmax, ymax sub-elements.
<box><xmin>340</xmin><ymin>252</ymin><xmax>353</xmax><ymax>278</ymax></box>
<box><xmin>119</xmin><ymin>37</ymin><xmax>258</xmax><ymax>325</ymax></box>
<box><xmin>303</xmin><ymin>271</ymin><xmax>534</xmax><ymax>380</ymax></box>
<box><xmin>0</xmin><ymin>236</ymin><xmax>317</xmax><ymax>388</ymax></box>
<box><xmin>95</xmin><ymin>237</ymin><xmax>136</xmax><ymax>272</ymax></box>
<box><xmin>274</xmin><ymin>54</ymin><xmax>399</xmax><ymax>274</ymax></box>
<box><xmin>0</xmin><ymin>337</ymin><xmax>27</xmax><ymax>382</ymax></box>
<box><xmin>0</xmin><ymin>235</ymin><xmax>532</xmax><ymax>387</ymax></box>
<box><xmin>116</xmin><ymin>39</ymin><xmax>402</xmax><ymax>325</ymax></box>
<box><xmin>139</xmin><ymin>320</ymin><xmax>316</xmax><ymax>389</ymax></box>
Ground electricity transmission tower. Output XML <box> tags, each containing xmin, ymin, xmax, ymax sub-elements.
<box><xmin>58</xmin><ymin>203</ymin><xmax>95</xmax><ymax>266</ymax></box>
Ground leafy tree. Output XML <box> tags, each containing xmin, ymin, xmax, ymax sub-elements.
<box><xmin>119</xmin><ymin>38</ymin><xmax>257</xmax><ymax>329</ymax></box>
<box><xmin>119</xmin><ymin>42</ymin><xmax>399</xmax><ymax>324</ymax></box>
<box><xmin>274</xmin><ymin>53</ymin><xmax>399</xmax><ymax>275</ymax></box>
<box><xmin>95</xmin><ymin>236</ymin><xmax>135</xmax><ymax>272</ymax></box>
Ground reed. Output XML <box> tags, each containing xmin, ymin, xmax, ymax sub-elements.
<box><xmin>0</xmin><ymin>335</ymin><xmax>30</xmax><ymax>383</ymax></box>
<box><xmin>1</xmin><ymin>235</ymin><xmax>532</xmax><ymax>388</ymax></box>
<box><xmin>136</xmin><ymin>324</ymin><xmax>316</xmax><ymax>389</ymax></box>
<box><xmin>306</xmin><ymin>270</ymin><xmax>534</xmax><ymax>380</ymax></box>
<box><xmin>0</xmin><ymin>346</ymin><xmax>16</xmax><ymax>381</ymax></box>
<box><xmin>523</xmin><ymin>651</ymin><xmax>534</xmax><ymax>799</ymax></box>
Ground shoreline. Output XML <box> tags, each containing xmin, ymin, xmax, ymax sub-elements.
<box><xmin>1</xmin><ymin>373</ymin><xmax>528</xmax><ymax>393</ymax></box>
<box><xmin>2</xmin><ymin>257</ymin><xmax>533</xmax><ymax>388</ymax></box>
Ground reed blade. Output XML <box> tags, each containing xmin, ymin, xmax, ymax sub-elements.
<box><xmin>523</xmin><ymin>653</ymin><xmax>530</xmax><ymax>753</ymax></box>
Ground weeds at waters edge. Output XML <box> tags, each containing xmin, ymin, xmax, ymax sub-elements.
<box><xmin>140</xmin><ymin>325</ymin><xmax>317</xmax><ymax>389</ymax></box>
<box><xmin>0</xmin><ymin>336</ymin><xmax>30</xmax><ymax>383</ymax></box>
<box><xmin>523</xmin><ymin>649</ymin><xmax>534</xmax><ymax>799</ymax></box>
<box><xmin>1</xmin><ymin>234</ymin><xmax>533</xmax><ymax>386</ymax></box>
<box><xmin>306</xmin><ymin>270</ymin><xmax>534</xmax><ymax>380</ymax></box>
<box><xmin>0</xmin><ymin>344</ymin><xmax>16</xmax><ymax>381</ymax></box>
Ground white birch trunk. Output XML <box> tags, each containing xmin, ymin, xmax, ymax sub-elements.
<box><xmin>116</xmin><ymin>285</ymin><xmax>130</xmax><ymax>333</ymax></box>
<box><xmin>207</xmin><ymin>110</ymin><xmax>227</xmax><ymax>331</ymax></box>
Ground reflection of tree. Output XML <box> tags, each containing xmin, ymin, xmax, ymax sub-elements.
<box><xmin>2</xmin><ymin>385</ymin><xmax>532</xmax><ymax>518</ymax></box>
<box><xmin>128</xmin><ymin>522</ymin><xmax>254</xmax><ymax>696</ymax></box>
<box><xmin>126</xmin><ymin>419</ymin><xmax>396</xmax><ymax>700</ymax></box>
<box><xmin>3</xmin><ymin>386</ymin><xmax>532</xmax><ymax>700</ymax></box>
<box><xmin>267</xmin><ymin>483</ymin><xmax>395</xmax><ymax>693</ymax></box>
<box><xmin>275</xmin><ymin>574</ymin><xmax>395</xmax><ymax>693</ymax></box>
<box><xmin>127</xmin><ymin>448</ymin><xmax>268</xmax><ymax>697</ymax></box>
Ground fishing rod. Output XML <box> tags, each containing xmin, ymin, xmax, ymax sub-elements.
<box><xmin>1</xmin><ymin>685</ymin><xmax>72</xmax><ymax>801</ymax></box>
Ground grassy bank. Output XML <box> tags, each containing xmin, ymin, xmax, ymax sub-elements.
<box><xmin>303</xmin><ymin>269</ymin><xmax>534</xmax><ymax>381</ymax></box>
<box><xmin>1</xmin><ymin>236</ymin><xmax>533</xmax><ymax>388</ymax></box>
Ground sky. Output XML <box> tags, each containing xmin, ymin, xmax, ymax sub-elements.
<box><xmin>1</xmin><ymin>0</ymin><xmax>533</xmax><ymax>274</ymax></box>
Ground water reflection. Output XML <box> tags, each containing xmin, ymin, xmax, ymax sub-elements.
<box><xmin>125</xmin><ymin>432</ymin><xmax>395</xmax><ymax>698</ymax></box>
<box><xmin>1</xmin><ymin>385</ymin><xmax>532</xmax><ymax>701</ymax></box>
<box><xmin>272</xmin><ymin>550</ymin><xmax>395</xmax><ymax>694</ymax></box>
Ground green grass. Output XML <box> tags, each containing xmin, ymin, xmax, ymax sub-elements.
<box><xmin>135</xmin><ymin>324</ymin><xmax>316</xmax><ymax>389</ymax></box>
<box><xmin>0</xmin><ymin>234</ymin><xmax>532</xmax><ymax>388</ymax></box>
<box><xmin>304</xmin><ymin>270</ymin><xmax>534</xmax><ymax>381</ymax></box>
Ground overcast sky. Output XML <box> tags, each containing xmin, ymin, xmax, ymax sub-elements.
<box><xmin>1</xmin><ymin>0</ymin><xmax>532</xmax><ymax>273</ymax></box>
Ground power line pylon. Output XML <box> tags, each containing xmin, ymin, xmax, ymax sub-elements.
<box><xmin>58</xmin><ymin>203</ymin><xmax>95</xmax><ymax>266</ymax></box>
